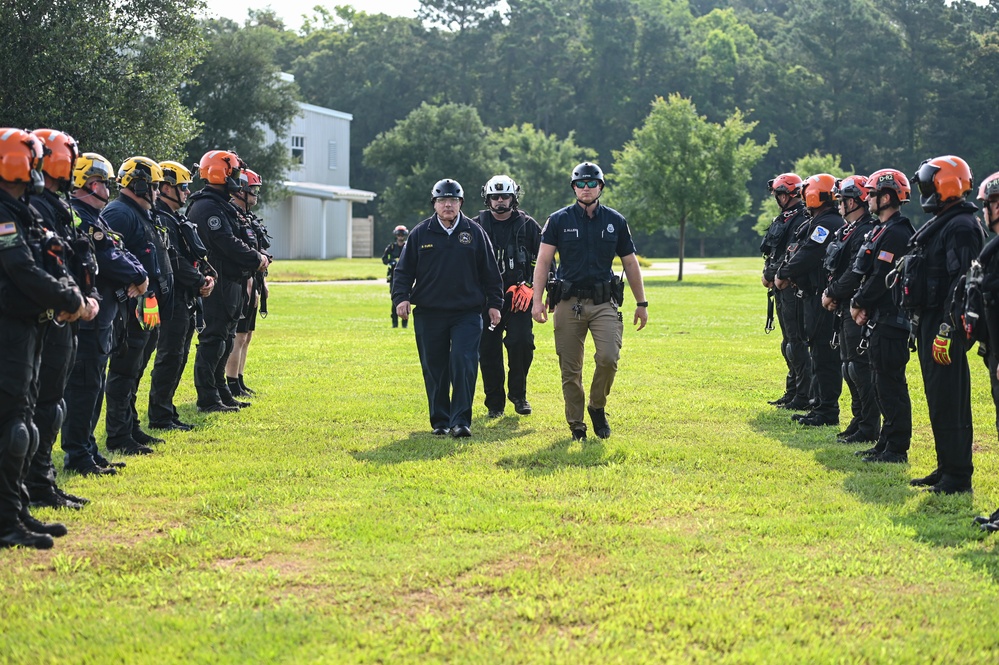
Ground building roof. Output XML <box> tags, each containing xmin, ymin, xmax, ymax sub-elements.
<box><xmin>284</xmin><ymin>181</ymin><xmax>376</xmax><ymax>203</ymax></box>
<box><xmin>299</xmin><ymin>102</ymin><xmax>353</xmax><ymax>122</ymax></box>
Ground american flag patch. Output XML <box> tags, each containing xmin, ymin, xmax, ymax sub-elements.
<box><xmin>877</xmin><ymin>250</ymin><xmax>894</xmax><ymax>262</ymax></box>
<box><xmin>0</xmin><ymin>222</ymin><xmax>15</xmax><ymax>235</ymax></box>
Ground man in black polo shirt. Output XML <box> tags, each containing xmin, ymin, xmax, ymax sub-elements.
<box><xmin>530</xmin><ymin>162</ymin><xmax>648</xmax><ymax>441</ymax></box>
<box><xmin>392</xmin><ymin>179</ymin><xmax>504</xmax><ymax>438</ymax></box>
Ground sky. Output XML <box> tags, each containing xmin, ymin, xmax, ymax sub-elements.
<box><xmin>201</xmin><ymin>0</ymin><xmax>422</xmax><ymax>30</ymax></box>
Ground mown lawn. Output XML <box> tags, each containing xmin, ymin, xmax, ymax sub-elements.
<box><xmin>4</xmin><ymin>257</ymin><xmax>999</xmax><ymax>664</ymax></box>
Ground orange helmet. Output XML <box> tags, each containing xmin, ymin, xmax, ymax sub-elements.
<box><xmin>801</xmin><ymin>173</ymin><xmax>837</xmax><ymax>209</ymax></box>
<box><xmin>0</xmin><ymin>128</ymin><xmax>45</xmax><ymax>193</ymax></box>
<box><xmin>835</xmin><ymin>175</ymin><xmax>869</xmax><ymax>202</ymax></box>
<box><xmin>767</xmin><ymin>173</ymin><xmax>802</xmax><ymax>196</ymax></box>
<box><xmin>197</xmin><ymin>150</ymin><xmax>243</xmax><ymax>192</ymax></box>
<box><xmin>866</xmin><ymin>168</ymin><xmax>910</xmax><ymax>203</ymax></box>
<box><xmin>32</xmin><ymin>128</ymin><xmax>79</xmax><ymax>185</ymax></box>
<box><xmin>978</xmin><ymin>171</ymin><xmax>999</xmax><ymax>202</ymax></box>
<box><xmin>913</xmin><ymin>155</ymin><xmax>973</xmax><ymax>213</ymax></box>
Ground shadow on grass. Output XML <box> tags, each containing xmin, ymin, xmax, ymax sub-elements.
<box><xmin>495</xmin><ymin>437</ymin><xmax>627</xmax><ymax>476</ymax></box>
<box><xmin>350</xmin><ymin>431</ymin><xmax>464</xmax><ymax>465</ymax></box>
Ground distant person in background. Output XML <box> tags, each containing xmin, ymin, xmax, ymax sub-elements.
<box><xmin>392</xmin><ymin>179</ymin><xmax>503</xmax><ymax>438</ymax></box>
<box><xmin>382</xmin><ymin>225</ymin><xmax>408</xmax><ymax>328</ymax></box>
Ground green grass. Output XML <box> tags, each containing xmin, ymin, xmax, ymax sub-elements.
<box><xmin>4</xmin><ymin>256</ymin><xmax>999</xmax><ymax>663</ymax></box>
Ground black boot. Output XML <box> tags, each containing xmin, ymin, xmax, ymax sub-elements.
<box><xmin>227</xmin><ymin>376</ymin><xmax>248</xmax><ymax>398</ymax></box>
<box><xmin>0</xmin><ymin>522</ymin><xmax>53</xmax><ymax>549</ymax></box>
<box><xmin>238</xmin><ymin>375</ymin><xmax>255</xmax><ymax>396</ymax></box>
<box><xmin>21</xmin><ymin>511</ymin><xmax>67</xmax><ymax>537</ymax></box>
<box><xmin>587</xmin><ymin>406</ymin><xmax>611</xmax><ymax>439</ymax></box>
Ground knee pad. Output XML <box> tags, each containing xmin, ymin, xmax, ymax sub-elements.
<box><xmin>1</xmin><ymin>419</ymin><xmax>31</xmax><ymax>459</ymax></box>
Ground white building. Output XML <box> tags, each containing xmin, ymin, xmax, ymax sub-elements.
<box><xmin>259</xmin><ymin>96</ymin><xmax>377</xmax><ymax>259</ymax></box>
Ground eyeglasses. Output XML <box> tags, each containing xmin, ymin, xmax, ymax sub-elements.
<box><xmin>573</xmin><ymin>179</ymin><xmax>600</xmax><ymax>189</ymax></box>
<box><xmin>435</xmin><ymin>198</ymin><xmax>460</xmax><ymax>206</ymax></box>
<box><xmin>488</xmin><ymin>194</ymin><xmax>511</xmax><ymax>201</ymax></box>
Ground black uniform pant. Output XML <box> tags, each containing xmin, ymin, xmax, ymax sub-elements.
<box><xmin>986</xmin><ymin>351</ymin><xmax>999</xmax><ymax>440</ymax></box>
<box><xmin>869</xmin><ymin>327</ymin><xmax>912</xmax><ymax>454</ymax></box>
<box><xmin>917</xmin><ymin>311</ymin><xmax>974</xmax><ymax>483</ymax></box>
<box><xmin>194</xmin><ymin>278</ymin><xmax>241</xmax><ymax>406</ymax></box>
<box><xmin>804</xmin><ymin>295</ymin><xmax>841</xmax><ymax>419</ymax></box>
<box><xmin>840</xmin><ymin>316</ymin><xmax>879</xmax><ymax>439</ymax></box>
<box><xmin>479</xmin><ymin>304</ymin><xmax>534</xmax><ymax>412</ymax></box>
<box><xmin>778</xmin><ymin>289</ymin><xmax>810</xmax><ymax>403</ymax></box>
<box><xmin>413</xmin><ymin>308</ymin><xmax>482</xmax><ymax>430</ymax></box>
<box><xmin>61</xmin><ymin>325</ymin><xmax>112</xmax><ymax>469</ymax></box>
<box><xmin>0</xmin><ymin>318</ymin><xmax>43</xmax><ymax>529</ymax></box>
<box><xmin>25</xmin><ymin>322</ymin><xmax>76</xmax><ymax>498</ymax></box>
<box><xmin>148</xmin><ymin>297</ymin><xmax>196</xmax><ymax>425</ymax></box>
<box><xmin>106</xmin><ymin>312</ymin><xmax>158</xmax><ymax>445</ymax></box>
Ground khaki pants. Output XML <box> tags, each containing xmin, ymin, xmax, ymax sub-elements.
<box><xmin>552</xmin><ymin>298</ymin><xmax>623</xmax><ymax>430</ymax></box>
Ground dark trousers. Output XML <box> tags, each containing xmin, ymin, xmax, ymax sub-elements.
<box><xmin>148</xmin><ymin>298</ymin><xmax>195</xmax><ymax>425</ymax></box>
<box><xmin>0</xmin><ymin>318</ymin><xmax>43</xmax><ymax>528</ymax></box>
<box><xmin>804</xmin><ymin>295</ymin><xmax>841</xmax><ymax>418</ymax></box>
<box><xmin>106</xmin><ymin>312</ymin><xmax>158</xmax><ymax>444</ymax></box>
<box><xmin>194</xmin><ymin>278</ymin><xmax>241</xmax><ymax>405</ymax></box>
<box><xmin>986</xmin><ymin>351</ymin><xmax>999</xmax><ymax>439</ymax></box>
<box><xmin>869</xmin><ymin>328</ymin><xmax>912</xmax><ymax>454</ymax></box>
<box><xmin>61</xmin><ymin>326</ymin><xmax>111</xmax><ymax>468</ymax></box>
<box><xmin>917</xmin><ymin>312</ymin><xmax>974</xmax><ymax>483</ymax></box>
<box><xmin>26</xmin><ymin>322</ymin><xmax>76</xmax><ymax>497</ymax></box>
<box><xmin>413</xmin><ymin>308</ymin><xmax>482</xmax><ymax>430</ymax></box>
<box><xmin>778</xmin><ymin>289</ymin><xmax>810</xmax><ymax>402</ymax></box>
<box><xmin>840</xmin><ymin>317</ymin><xmax>879</xmax><ymax>439</ymax></box>
<box><xmin>479</xmin><ymin>305</ymin><xmax>534</xmax><ymax>412</ymax></box>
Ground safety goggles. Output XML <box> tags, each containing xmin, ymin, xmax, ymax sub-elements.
<box><xmin>488</xmin><ymin>194</ymin><xmax>512</xmax><ymax>201</ymax></box>
<box><xmin>247</xmin><ymin>185</ymin><xmax>261</xmax><ymax>196</ymax></box>
<box><xmin>573</xmin><ymin>179</ymin><xmax>600</xmax><ymax>189</ymax></box>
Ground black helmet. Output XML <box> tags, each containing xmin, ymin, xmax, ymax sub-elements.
<box><xmin>570</xmin><ymin>162</ymin><xmax>604</xmax><ymax>185</ymax></box>
<box><xmin>431</xmin><ymin>178</ymin><xmax>464</xmax><ymax>203</ymax></box>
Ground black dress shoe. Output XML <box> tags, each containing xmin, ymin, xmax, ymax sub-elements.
<box><xmin>910</xmin><ymin>469</ymin><xmax>942</xmax><ymax>487</ymax></box>
<box><xmin>149</xmin><ymin>421</ymin><xmax>192</xmax><ymax>432</ymax></box>
<box><xmin>173</xmin><ymin>419</ymin><xmax>195</xmax><ymax>430</ymax></box>
<box><xmin>487</xmin><ymin>409</ymin><xmax>504</xmax><ymax>418</ymax></box>
<box><xmin>767</xmin><ymin>393</ymin><xmax>793</xmax><ymax>406</ymax></box>
<box><xmin>982</xmin><ymin>521</ymin><xmax>999</xmax><ymax>533</ymax></box>
<box><xmin>431</xmin><ymin>427</ymin><xmax>450</xmax><ymax>436</ymax></box>
<box><xmin>0</xmin><ymin>522</ymin><xmax>53</xmax><ymax>550</ymax></box>
<box><xmin>512</xmin><ymin>399</ymin><xmax>532</xmax><ymax>415</ymax></box>
<box><xmin>132</xmin><ymin>429</ymin><xmax>165</xmax><ymax>445</ymax></box>
<box><xmin>854</xmin><ymin>446</ymin><xmax>881</xmax><ymax>457</ymax></box>
<box><xmin>791</xmin><ymin>411</ymin><xmax>814</xmax><ymax>422</ymax></box>
<box><xmin>94</xmin><ymin>454</ymin><xmax>126</xmax><ymax>469</ymax></box>
<box><xmin>571</xmin><ymin>427</ymin><xmax>587</xmax><ymax>441</ymax></box>
<box><xmin>21</xmin><ymin>513</ymin><xmax>67</xmax><ymax>538</ymax></box>
<box><xmin>198</xmin><ymin>402</ymin><xmax>239</xmax><ymax>414</ymax></box>
<box><xmin>799</xmin><ymin>415</ymin><xmax>839</xmax><ymax>427</ymax></box>
<box><xmin>451</xmin><ymin>425</ymin><xmax>472</xmax><ymax>438</ymax></box>
<box><xmin>975</xmin><ymin>508</ymin><xmax>999</xmax><ymax>526</ymax></box>
<box><xmin>221</xmin><ymin>397</ymin><xmax>251</xmax><ymax>409</ymax></box>
<box><xmin>927</xmin><ymin>476</ymin><xmax>972</xmax><ymax>495</ymax></box>
<box><xmin>862</xmin><ymin>450</ymin><xmax>908</xmax><ymax>464</ymax></box>
<box><xmin>55</xmin><ymin>486</ymin><xmax>90</xmax><ymax>506</ymax></box>
<box><xmin>839</xmin><ymin>432</ymin><xmax>877</xmax><ymax>444</ymax></box>
<box><xmin>107</xmin><ymin>440</ymin><xmax>153</xmax><ymax>456</ymax></box>
<box><xmin>587</xmin><ymin>406</ymin><xmax>611</xmax><ymax>439</ymax></box>
<box><xmin>777</xmin><ymin>399</ymin><xmax>810</xmax><ymax>410</ymax></box>
<box><xmin>836</xmin><ymin>423</ymin><xmax>860</xmax><ymax>440</ymax></box>
<box><xmin>65</xmin><ymin>462</ymin><xmax>117</xmax><ymax>477</ymax></box>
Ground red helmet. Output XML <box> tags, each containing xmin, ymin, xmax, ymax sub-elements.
<box><xmin>801</xmin><ymin>173</ymin><xmax>837</xmax><ymax>209</ymax></box>
<box><xmin>866</xmin><ymin>168</ymin><xmax>911</xmax><ymax>203</ymax></box>
<box><xmin>0</xmin><ymin>128</ymin><xmax>45</xmax><ymax>193</ymax></box>
<box><xmin>32</xmin><ymin>128</ymin><xmax>79</xmax><ymax>184</ymax></box>
<box><xmin>393</xmin><ymin>225</ymin><xmax>409</xmax><ymax>237</ymax></box>
<box><xmin>767</xmin><ymin>173</ymin><xmax>802</xmax><ymax>196</ymax></box>
<box><xmin>835</xmin><ymin>175</ymin><xmax>869</xmax><ymax>202</ymax></box>
<box><xmin>198</xmin><ymin>150</ymin><xmax>244</xmax><ymax>192</ymax></box>
<box><xmin>243</xmin><ymin>169</ymin><xmax>262</xmax><ymax>187</ymax></box>
<box><xmin>913</xmin><ymin>155</ymin><xmax>973</xmax><ymax>213</ymax></box>
<box><xmin>978</xmin><ymin>171</ymin><xmax>999</xmax><ymax>202</ymax></box>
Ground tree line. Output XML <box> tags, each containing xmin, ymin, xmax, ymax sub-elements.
<box><xmin>4</xmin><ymin>0</ymin><xmax>998</xmax><ymax>258</ymax></box>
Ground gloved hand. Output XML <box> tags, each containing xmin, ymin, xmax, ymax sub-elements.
<box><xmin>136</xmin><ymin>294</ymin><xmax>160</xmax><ymax>330</ymax></box>
<box><xmin>512</xmin><ymin>283</ymin><xmax>534</xmax><ymax>312</ymax></box>
<box><xmin>932</xmin><ymin>323</ymin><xmax>952</xmax><ymax>365</ymax></box>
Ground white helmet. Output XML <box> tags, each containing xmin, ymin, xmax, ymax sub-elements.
<box><xmin>481</xmin><ymin>174</ymin><xmax>521</xmax><ymax>209</ymax></box>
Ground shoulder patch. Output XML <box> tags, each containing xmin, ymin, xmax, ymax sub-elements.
<box><xmin>0</xmin><ymin>221</ymin><xmax>16</xmax><ymax>236</ymax></box>
<box><xmin>0</xmin><ymin>221</ymin><xmax>21</xmax><ymax>250</ymax></box>
<box><xmin>877</xmin><ymin>250</ymin><xmax>894</xmax><ymax>263</ymax></box>
<box><xmin>810</xmin><ymin>226</ymin><xmax>830</xmax><ymax>244</ymax></box>
<box><xmin>207</xmin><ymin>216</ymin><xmax>222</xmax><ymax>231</ymax></box>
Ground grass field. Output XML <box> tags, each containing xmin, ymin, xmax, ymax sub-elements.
<box><xmin>4</xmin><ymin>257</ymin><xmax>999</xmax><ymax>664</ymax></box>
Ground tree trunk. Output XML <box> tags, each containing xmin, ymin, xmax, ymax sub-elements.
<box><xmin>699</xmin><ymin>237</ymin><xmax>705</xmax><ymax>257</ymax></box>
<box><xmin>678</xmin><ymin>216</ymin><xmax>686</xmax><ymax>282</ymax></box>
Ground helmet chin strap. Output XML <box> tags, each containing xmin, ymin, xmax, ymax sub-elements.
<box><xmin>491</xmin><ymin>203</ymin><xmax>511</xmax><ymax>214</ymax></box>
<box><xmin>84</xmin><ymin>184</ymin><xmax>109</xmax><ymax>205</ymax></box>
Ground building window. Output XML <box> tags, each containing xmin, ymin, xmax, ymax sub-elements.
<box><xmin>328</xmin><ymin>141</ymin><xmax>338</xmax><ymax>170</ymax></box>
<box><xmin>291</xmin><ymin>135</ymin><xmax>305</xmax><ymax>166</ymax></box>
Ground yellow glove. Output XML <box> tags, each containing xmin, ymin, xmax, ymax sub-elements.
<box><xmin>932</xmin><ymin>324</ymin><xmax>952</xmax><ymax>366</ymax></box>
<box><xmin>136</xmin><ymin>294</ymin><xmax>160</xmax><ymax>330</ymax></box>
<box><xmin>512</xmin><ymin>283</ymin><xmax>534</xmax><ymax>312</ymax></box>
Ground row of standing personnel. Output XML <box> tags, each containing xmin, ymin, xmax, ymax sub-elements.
<box><xmin>761</xmin><ymin>155</ymin><xmax>999</xmax><ymax>514</ymax></box>
<box><xmin>389</xmin><ymin>164</ymin><xmax>648</xmax><ymax>441</ymax></box>
<box><xmin>0</xmin><ymin>130</ymin><xmax>271</xmax><ymax>550</ymax></box>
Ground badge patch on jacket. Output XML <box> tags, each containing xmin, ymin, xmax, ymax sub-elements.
<box><xmin>606</xmin><ymin>224</ymin><xmax>614</xmax><ymax>234</ymax></box>
<box><xmin>459</xmin><ymin>232</ymin><xmax>472</xmax><ymax>245</ymax></box>
<box><xmin>877</xmin><ymin>250</ymin><xmax>894</xmax><ymax>262</ymax></box>
<box><xmin>208</xmin><ymin>216</ymin><xmax>222</xmax><ymax>231</ymax></box>
<box><xmin>810</xmin><ymin>226</ymin><xmax>830</xmax><ymax>244</ymax></box>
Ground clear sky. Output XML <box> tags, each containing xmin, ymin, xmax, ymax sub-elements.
<box><xmin>201</xmin><ymin>0</ymin><xmax>422</xmax><ymax>30</ymax></box>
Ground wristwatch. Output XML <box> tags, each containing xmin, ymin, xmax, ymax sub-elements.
<box><xmin>636</xmin><ymin>301</ymin><xmax>648</xmax><ymax>308</ymax></box>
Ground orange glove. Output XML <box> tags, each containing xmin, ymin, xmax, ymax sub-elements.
<box><xmin>512</xmin><ymin>283</ymin><xmax>534</xmax><ymax>312</ymax></box>
<box><xmin>136</xmin><ymin>294</ymin><xmax>160</xmax><ymax>330</ymax></box>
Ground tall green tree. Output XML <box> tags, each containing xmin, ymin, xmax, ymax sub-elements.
<box><xmin>0</xmin><ymin>0</ymin><xmax>204</xmax><ymax>162</ymax></box>
<box><xmin>363</xmin><ymin>103</ymin><xmax>502</xmax><ymax>224</ymax></box>
<box><xmin>493</xmin><ymin>124</ymin><xmax>597</xmax><ymax>222</ymax></box>
<box><xmin>181</xmin><ymin>18</ymin><xmax>300</xmax><ymax>190</ymax></box>
<box><xmin>610</xmin><ymin>94</ymin><xmax>773</xmax><ymax>280</ymax></box>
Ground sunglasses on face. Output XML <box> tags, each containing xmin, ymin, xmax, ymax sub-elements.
<box><xmin>178</xmin><ymin>183</ymin><xmax>190</xmax><ymax>192</ymax></box>
<box><xmin>573</xmin><ymin>179</ymin><xmax>600</xmax><ymax>189</ymax></box>
<box><xmin>488</xmin><ymin>194</ymin><xmax>511</xmax><ymax>201</ymax></box>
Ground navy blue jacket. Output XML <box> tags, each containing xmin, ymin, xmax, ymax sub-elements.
<box><xmin>540</xmin><ymin>202</ymin><xmax>636</xmax><ymax>286</ymax></box>
<box><xmin>392</xmin><ymin>213</ymin><xmax>504</xmax><ymax>312</ymax></box>
<box><xmin>187</xmin><ymin>186</ymin><xmax>261</xmax><ymax>281</ymax></box>
<box><xmin>156</xmin><ymin>200</ymin><xmax>206</xmax><ymax>303</ymax></box>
